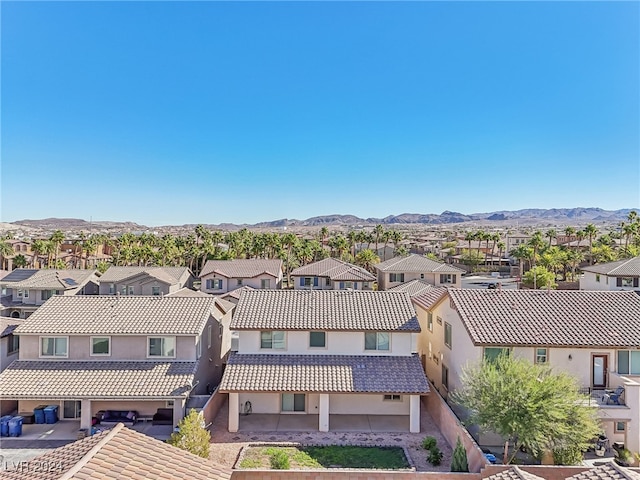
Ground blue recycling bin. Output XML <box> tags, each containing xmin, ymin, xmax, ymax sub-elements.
<box><xmin>8</xmin><ymin>416</ymin><xmax>23</xmax><ymax>437</ymax></box>
<box><xmin>34</xmin><ymin>405</ymin><xmax>47</xmax><ymax>424</ymax></box>
<box><xmin>44</xmin><ymin>405</ymin><xmax>59</xmax><ymax>424</ymax></box>
<box><xmin>0</xmin><ymin>415</ymin><xmax>12</xmax><ymax>436</ymax></box>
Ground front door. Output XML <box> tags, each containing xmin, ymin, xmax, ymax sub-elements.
<box><xmin>63</xmin><ymin>400</ymin><xmax>81</xmax><ymax>419</ymax></box>
<box><xmin>592</xmin><ymin>355</ymin><xmax>608</xmax><ymax>388</ymax></box>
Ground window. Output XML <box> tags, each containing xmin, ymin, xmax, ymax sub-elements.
<box><xmin>595</xmin><ymin>274</ymin><xmax>600</xmax><ymax>283</ymax></box>
<box><xmin>444</xmin><ymin>322</ymin><xmax>452</xmax><ymax>349</ymax></box>
<box><xmin>207</xmin><ymin>325</ymin><xmax>212</xmax><ymax>349</ymax></box>
<box><xmin>420</xmin><ymin>273</ymin><xmax>425</xmax><ymax>279</ymax></box>
<box><xmin>237</xmin><ymin>279</ymin><xmax>243</xmax><ymax>286</ymax></box>
<box><xmin>261</xmin><ymin>331</ymin><xmax>285</xmax><ymax>349</ymax></box>
<box><xmin>365</xmin><ymin>332</ymin><xmax>390</xmax><ymax>351</ymax></box>
<box><xmin>281</xmin><ymin>393</ymin><xmax>305</xmax><ymax>412</ymax></box>
<box><xmin>617</xmin><ymin>350</ymin><xmax>640</xmax><ymax>375</ymax></box>
<box><xmin>23</xmin><ymin>290</ymin><xmax>29</xmax><ymax>298</ymax></box>
<box><xmin>206</xmin><ymin>279</ymin><xmax>223</xmax><ymax>290</ymax></box>
<box><xmin>389</xmin><ymin>273</ymin><xmax>404</xmax><ymax>283</ymax></box>
<box><xmin>484</xmin><ymin>347</ymin><xmax>510</xmax><ymax>362</ymax></box>
<box><xmin>121</xmin><ymin>285</ymin><xmax>127</xmax><ymax>295</ymax></box>
<box><xmin>615</xmin><ymin>422</ymin><xmax>626</xmax><ymax>433</ymax></box>
<box><xmin>427</xmin><ymin>312</ymin><xmax>433</xmax><ymax>332</ymax></box>
<box><xmin>436</xmin><ymin>316</ymin><xmax>443</xmax><ymax>325</ymax></box>
<box><xmin>40</xmin><ymin>337</ymin><xmax>68</xmax><ymax>357</ymax></box>
<box><xmin>440</xmin><ymin>274</ymin><xmax>456</xmax><ymax>284</ymax></box>
<box><xmin>91</xmin><ymin>337</ymin><xmax>110</xmax><ymax>356</ymax></box>
<box><xmin>326</xmin><ymin>278</ymin><xmax>331</xmax><ymax>286</ymax></box>
<box><xmin>309</xmin><ymin>331</ymin><xmax>326</xmax><ymax>348</ymax></box>
<box><xmin>7</xmin><ymin>333</ymin><xmax>19</xmax><ymax>354</ymax></box>
<box><xmin>383</xmin><ymin>394</ymin><xmax>402</xmax><ymax>401</ymax></box>
<box><xmin>301</xmin><ymin>277</ymin><xmax>318</xmax><ymax>287</ymax></box>
<box><xmin>196</xmin><ymin>337</ymin><xmax>202</xmax><ymax>359</ymax></box>
<box><xmin>535</xmin><ymin>348</ymin><xmax>548</xmax><ymax>364</ymax></box>
<box><xmin>344</xmin><ymin>281</ymin><xmax>354</xmax><ymax>289</ymax></box>
<box><xmin>261</xmin><ymin>278</ymin><xmax>271</xmax><ymax>289</ymax></box>
<box><xmin>442</xmin><ymin>364</ymin><xmax>449</xmax><ymax>390</ymax></box>
<box><xmin>17</xmin><ymin>289</ymin><xmax>23</xmax><ymax>298</ymax></box>
<box><xmin>42</xmin><ymin>290</ymin><xmax>53</xmax><ymax>301</ymax></box>
<box><xmin>148</xmin><ymin>337</ymin><xmax>176</xmax><ymax>357</ymax></box>
<box><xmin>617</xmin><ymin>277</ymin><xmax>639</xmax><ymax>288</ymax></box>
<box><xmin>109</xmin><ymin>283</ymin><xmax>115</xmax><ymax>294</ymax></box>
<box><xmin>151</xmin><ymin>286</ymin><xmax>160</xmax><ymax>296</ymax></box>
<box><xmin>363</xmin><ymin>282</ymin><xmax>369</xmax><ymax>289</ymax></box>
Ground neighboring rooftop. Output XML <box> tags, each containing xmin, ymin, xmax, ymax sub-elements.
<box><xmin>15</xmin><ymin>295</ymin><xmax>219</xmax><ymax>335</ymax></box>
<box><xmin>581</xmin><ymin>256</ymin><xmax>640</xmax><ymax>276</ymax></box>
<box><xmin>0</xmin><ymin>316</ymin><xmax>22</xmax><ymax>337</ymax></box>
<box><xmin>231</xmin><ymin>289</ymin><xmax>420</xmax><ymax>331</ymax></box>
<box><xmin>220</xmin><ymin>353</ymin><xmax>429</xmax><ymax>394</ymax></box>
<box><xmin>1</xmin><ymin>423</ymin><xmax>232</xmax><ymax>480</ymax></box>
<box><xmin>375</xmin><ymin>254</ymin><xmax>465</xmax><ymax>273</ymax></box>
<box><xmin>444</xmin><ymin>289</ymin><xmax>640</xmax><ymax>348</ymax></box>
<box><xmin>0</xmin><ymin>268</ymin><xmax>98</xmax><ymax>290</ymax></box>
<box><xmin>290</xmin><ymin>257</ymin><xmax>376</xmax><ymax>282</ymax></box>
<box><xmin>99</xmin><ymin>266</ymin><xmax>191</xmax><ymax>283</ymax></box>
<box><xmin>220</xmin><ymin>285</ymin><xmax>255</xmax><ymax>302</ymax></box>
<box><xmin>0</xmin><ymin>361</ymin><xmax>196</xmax><ymax>399</ymax></box>
<box><xmin>390</xmin><ymin>279</ymin><xmax>445</xmax><ymax>297</ymax></box>
<box><xmin>200</xmin><ymin>259</ymin><xmax>283</xmax><ymax>279</ymax></box>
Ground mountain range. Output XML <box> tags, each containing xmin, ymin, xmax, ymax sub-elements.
<box><xmin>10</xmin><ymin>208</ymin><xmax>637</xmax><ymax>231</ymax></box>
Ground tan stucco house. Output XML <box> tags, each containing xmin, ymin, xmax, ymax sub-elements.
<box><xmin>98</xmin><ymin>266</ymin><xmax>194</xmax><ymax>296</ymax></box>
<box><xmin>0</xmin><ymin>294</ymin><xmax>234</xmax><ymax>430</ymax></box>
<box><xmin>199</xmin><ymin>259</ymin><xmax>283</xmax><ymax>294</ymax></box>
<box><xmin>219</xmin><ymin>289</ymin><xmax>429</xmax><ymax>433</ymax></box>
<box><xmin>580</xmin><ymin>256</ymin><xmax>640</xmax><ymax>292</ymax></box>
<box><xmin>375</xmin><ymin>254</ymin><xmax>464</xmax><ymax>290</ymax></box>
<box><xmin>291</xmin><ymin>257</ymin><xmax>376</xmax><ymax>291</ymax></box>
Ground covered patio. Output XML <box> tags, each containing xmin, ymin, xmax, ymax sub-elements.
<box><xmin>238</xmin><ymin>413</ymin><xmax>410</xmax><ymax>432</ymax></box>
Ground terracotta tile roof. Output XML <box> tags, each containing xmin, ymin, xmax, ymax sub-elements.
<box><xmin>390</xmin><ymin>279</ymin><xmax>444</xmax><ymax>298</ymax></box>
<box><xmin>200</xmin><ymin>259</ymin><xmax>282</xmax><ymax>279</ymax></box>
<box><xmin>565</xmin><ymin>462</ymin><xmax>640</xmax><ymax>479</ymax></box>
<box><xmin>99</xmin><ymin>266</ymin><xmax>190</xmax><ymax>283</ymax></box>
<box><xmin>231</xmin><ymin>290</ymin><xmax>420</xmax><ymax>332</ymax></box>
<box><xmin>15</xmin><ymin>295</ymin><xmax>217</xmax><ymax>335</ymax></box>
<box><xmin>291</xmin><ymin>258</ymin><xmax>376</xmax><ymax>282</ymax></box>
<box><xmin>165</xmin><ymin>287</ymin><xmax>212</xmax><ymax>298</ymax></box>
<box><xmin>375</xmin><ymin>254</ymin><xmax>465</xmax><ymax>273</ymax></box>
<box><xmin>412</xmin><ymin>286</ymin><xmax>449</xmax><ymax>310</ymax></box>
<box><xmin>220</xmin><ymin>353</ymin><xmax>430</xmax><ymax>394</ymax></box>
<box><xmin>2</xmin><ymin>423</ymin><xmax>232</xmax><ymax>480</ymax></box>
<box><xmin>0</xmin><ymin>361</ymin><xmax>197</xmax><ymax>399</ymax></box>
<box><xmin>0</xmin><ymin>316</ymin><xmax>22</xmax><ymax>337</ymax></box>
<box><xmin>581</xmin><ymin>257</ymin><xmax>640</xmax><ymax>276</ymax></box>
<box><xmin>483</xmin><ymin>466</ymin><xmax>545</xmax><ymax>480</ymax></box>
<box><xmin>220</xmin><ymin>285</ymin><xmax>255</xmax><ymax>301</ymax></box>
<box><xmin>447</xmin><ymin>289</ymin><xmax>640</xmax><ymax>348</ymax></box>
<box><xmin>0</xmin><ymin>269</ymin><xmax>98</xmax><ymax>290</ymax></box>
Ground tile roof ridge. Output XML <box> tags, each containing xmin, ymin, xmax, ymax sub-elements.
<box><xmin>58</xmin><ymin>423</ymin><xmax>125</xmax><ymax>480</ymax></box>
<box><xmin>609</xmin><ymin>460</ymin><xmax>640</xmax><ymax>480</ymax></box>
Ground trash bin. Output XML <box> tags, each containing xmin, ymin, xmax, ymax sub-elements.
<box><xmin>34</xmin><ymin>405</ymin><xmax>47</xmax><ymax>424</ymax></box>
<box><xmin>0</xmin><ymin>415</ymin><xmax>12</xmax><ymax>437</ymax></box>
<box><xmin>44</xmin><ymin>405</ymin><xmax>59</xmax><ymax>424</ymax></box>
<box><xmin>8</xmin><ymin>416</ymin><xmax>24</xmax><ymax>437</ymax></box>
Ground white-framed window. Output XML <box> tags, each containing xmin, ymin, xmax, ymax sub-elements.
<box><xmin>618</xmin><ymin>350</ymin><xmax>640</xmax><ymax>375</ymax></box>
<box><xmin>261</xmin><ymin>331</ymin><xmax>285</xmax><ymax>349</ymax></box>
<box><xmin>484</xmin><ymin>347</ymin><xmax>510</xmax><ymax>362</ymax></box>
<box><xmin>325</xmin><ymin>277</ymin><xmax>331</xmax><ymax>286</ymax></box>
<box><xmin>261</xmin><ymin>278</ymin><xmax>271</xmax><ymax>289</ymax></box>
<box><xmin>42</xmin><ymin>290</ymin><xmax>54</xmax><ymax>301</ymax></box>
<box><xmin>442</xmin><ymin>364</ymin><xmax>449</xmax><ymax>390</ymax></box>
<box><xmin>7</xmin><ymin>333</ymin><xmax>19</xmax><ymax>354</ymax></box>
<box><xmin>237</xmin><ymin>279</ymin><xmax>243</xmax><ymax>286</ymax></box>
<box><xmin>121</xmin><ymin>285</ymin><xmax>127</xmax><ymax>295</ymax></box>
<box><xmin>595</xmin><ymin>274</ymin><xmax>600</xmax><ymax>283</ymax></box>
<box><xmin>40</xmin><ymin>336</ymin><xmax>68</xmax><ymax>357</ymax></box>
<box><xmin>535</xmin><ymin>348</ymin><xmax>548</xmax><ymax>364</ymax></box>
<box><xmin>109</xmin><ymin>283</ymin><xmax>115</xmax><ymax>294</ymax></box>
<box><xmin>91</xmin><ymin>336</ymin><xmax>111</xmax><ymax>356</ymax></box>
<box><xmin>208</xmin><ymin>324</ymin><xmax>212</xmax><ymax>349</ymax></box>
<box><xmin>427</xmin><ymin>312</ymin><xmax>433</xmax><ymax>332</ymax></box>
<box><xmin>309</xmin><ymin>331</ymin><xmax>326</xmax><ymax>348</ymax></box>
<box><xmin>206</xmin><ymin>279</ymin><xmax>223</xmax><ymax>290</ymax></box>
<box><xmin>364</xmin><ymin>332</ymin><xmax>390</xmax><ymax>351</ymax></box>
<box><xmin>151</xmin><ymin>286</ymin><xmax>160</xmax><ymax>296</ymax></box>
<box><xmin>444</xmin><ymin>322</ymin><xmax>452</xmax><ymax>349</ymax></box>
<box><xmin>148</xmin><ymin>336</ymin><xmax>176</xmax><ymax>358</ymax></box>
<box><xmin>196</xmin><ymin>337</ymin><xmax>202</xmax><ymax>359</ymax></box>
<box><xmin>440</xmin><ymin>274</ymin><xmax>456</xmax><ymax>284</ymax></box>
<box><xmin>281</xmin><ymin>393</ymin><xmax>305</xmax><ymax>412</ymax></box>
<box><xmin>304</xmin><ymin>277</ymin><xmax>313</xmax><ymax>287</ymax></box>
<box><xmin>615</xmin><ymin>421</ymin><xmax>626</xmax><ymax>433</ymax></box>
<box><xmin>128</xmin><ymin>286</ymin><xmax>134</xmax><ymax>295</ymax></box>
<box><xmin>17</xmin><ymin>289</ymin><xmax>23</xmax><ymax>298</ymax></box>
<box><xmin>363</xmin><ymin>282</ymin><xmax>369</xmax><ymax>289</ymax></box>
<box><xmin>344</xmin><ymin>281</ymin><xmax>354</xmax><ymax>289</ymax></box>
<box><xmin>389</xmin><ymin>273</ymin><xmax>404</xmax><ymax>283</ymax></box>
<box><xmin>420</xmin><ymin>273</ymin><xmax>425</xmax><ymax>279</ymax></box>
<box><xmin>383</xmin><ymin>394</ymin><xmax>402</xmax><ymax>401</ymax></box>
<box><xmin>436</xmin><ymin>316</ymin><xmax>443</xmax><ymax>325</ymax></box>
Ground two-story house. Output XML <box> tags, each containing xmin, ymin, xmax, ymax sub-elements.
<box><xmin>200</xmin><ymin>259</ymin><xmax>283</xmax><ymax>294</ymax></box>
<box><xmin>412</xmin><ymin>288</ymin><xmax>640</xmax><ymax>454</ymax></box>
<box><xmin>291</xmin><ymin>257</ymin><xmax>376</xmax><ymax>291</ymax></box>
<box><xmin>0</xmin><ymin>317</ymin><xmax>23</xmax><ymax>415</ymax></box>
<box><xmin>580</xmin><ymin>257</ymin><xmax>640</xmax><ymax>292</ymax></box>
<box><xmin>0</xmin><ymin>295</ymin><xmax>233</xmax><ymax>430</ymax></box>
<box><xmin>0</xmin><ymin>269</ymin><xmax>100</xmax><ymax>318</ymax></box>
<box><xmin>375</xmin><ymin>254</ymin><xmax>464</xmax><ymax>290</ymax></box>
<box><xmin>219</xmin><ymin>290</ymin><xmax>429</xmax><ymax>433</ymax></box>
<box><xmin>98</xmin><ymin>266</ymin><xmax>194</xmax><ymax>296</ymax></box>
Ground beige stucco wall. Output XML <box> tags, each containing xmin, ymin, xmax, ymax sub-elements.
<box><xmin>237</xmin><ymin>330</ymin><xmax>413</xmax><ymax>356</ymax></box>
<box><xmin>292</xmin><ymin>277</ymin><xmax>373</xmax><ymax>291</ymax></box>
<box><xmin>17</xmin><ymin>399</ymin><xmax>168</xmax><ymax>418</ymax></box>
<box><xmin>19</xmin><ymin>334</ymin><xmax>197</xmax><ymax>361</ymax></box>
<box><xmin>201</xmin><ymin>272</ymin><xmax>282</xmax><ymax>294</ymax></box>
<box><xmin>379</xmin><ymin>271</ymin><xmax>461</xmax><ymax>290</ymax></box>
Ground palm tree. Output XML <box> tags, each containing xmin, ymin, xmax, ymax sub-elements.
<box><xmin>31</xmin><ymin>239</ymin><xmax>48</xmax><ymax>268</ymax></box>
<box><xmin>497</xmin><ymin>241</ymin><xmax>506</xmax><ymax>262</ymax></box>
<box><xmin>583</xmin><ymin>223</ymin><xmax>598</xmax><ymax>265</ymax></box>
<box><xmin>13</xmin><ymin>254</ymin><xmax>28</xmax><ymax>269</ymax></box>
<box><xmin>49</xmin><ymin>230</ymin><xmax>65</xmax><ymax>266</ymax></box>
<box><xmin>347</xmin><ymin>231</ymin><xmax>358</xmax><ymax>258</ymax></box>
<box><xmin>355</xmin><ymin>248</ymin><xmax>380</xmax><ymax>273</ymax></box>
<box><xmin>373</xmin><ymin>224</ymin><xmax>384</xmax><ymax>254</ymax></box>
<box><xmin>527</xmin><ymin>232</ymin><xmax>545</xmax><ymax>270</ymax></box>
<box><xmin>545</xmin><ymin>229</ymin><xmax>556</xmax><ymax>248</ymax></box>
<box><xmin>390</xmin><ymin>230</ymin><xmax>404</xmax><ymax>256</ymax></box>
<box><xmin>0</xmin><ymin>239</ymin><xmax>13</xmax><ymax>270</ymax></box>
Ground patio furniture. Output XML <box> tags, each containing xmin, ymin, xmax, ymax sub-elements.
<box><xmin>96</xmin><ymin>409</ymin><xmax>138</xmax><ymax>425</ymax></box>
<box><xmin>602</xmin><ymin>386</ymin><xmax>624</xmax><ymax>405</ymax></box>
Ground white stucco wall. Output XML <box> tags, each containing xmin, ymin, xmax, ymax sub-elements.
<box><xmin>237</xmin><ymin>330</ymin><xmax>413</xmax><ymax>356</ymax></box>
<box><xmin>329</xmin><ymin>394</ymin><xmax>410</xmax><ymax>415</ymax></box>
<box><xmin>292</xmin><ymin>277</ymin><xmax>373</xmax><ymax>291</ymax></box>
<box><xmin>580</xmin><ymin>272</ymin><xmax>638</xmax><ymax>292</ymax></box>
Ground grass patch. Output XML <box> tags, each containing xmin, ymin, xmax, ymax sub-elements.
<box><xmin>239</xmin><ymin>445</ymin><xmax>410</xmax><ymax>470</ymax></box>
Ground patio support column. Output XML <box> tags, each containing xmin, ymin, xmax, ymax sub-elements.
<box><xmin>624</xmin><ymin>378</ymin><xmax>640</xmax><ymax>455</ymax></box>
<box><xmin>80</xmin><ymin>399</ymin><xmax>92</xmax><ymax>429</ymax></box>
<box><xmin>319</xmin><ymin>394</ymin><xmax>329</xmax><ymax>432</ymax></box>
<box><xmin>173</xmin><ymin>398</ymin><xmax>186</xmax><ymax>425</ymax></box>
<box><xmin>409</xmin><ymin>395</ymin><xmax>420</xmax><ymax>433</ymax></box>
<box><xmin>228</xmin><ymin>393</ymin><xmax>239</xmax><ymax>432</ymax></box>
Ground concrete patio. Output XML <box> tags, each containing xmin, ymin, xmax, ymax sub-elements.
<box><xmin>239</xmin><ymin>413</ymin><xmax>409</xmax><ymax>432</ymax></box>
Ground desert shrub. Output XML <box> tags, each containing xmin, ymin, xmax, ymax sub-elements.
<box><xmin>270</xmin><ymin>449</ymin><xmax>290</xmax><ymax>470</ymax></box>
<box><xmin>422</xmin><ymin>436</ymin><xmax>437</xmax><ymax>450</ymax></box>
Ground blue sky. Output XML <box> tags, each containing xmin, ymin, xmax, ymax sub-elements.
<box><xmin>2</xmin><ymin>1</ymin><xmax>638</xmax><ymax>226</ymax></box>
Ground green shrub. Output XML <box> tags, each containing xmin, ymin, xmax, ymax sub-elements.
<box><xmin>270</xmin><ymin>450</ymin><xmax>290</xmax><ymax>470</ymax></box>
<box><xmin>451</xmin><ymin>436</ymin><xmax>469</xmax><ymax>472</ymax></box>
<box><xmin>428</xmin><ymin>446</ymin><xmax>443</xmax><ymax>466</ymax></box>
<box><xmin>422</xmin><ymin>436</ymin><xmax>437</xmax><ymax>450</ymax></box>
